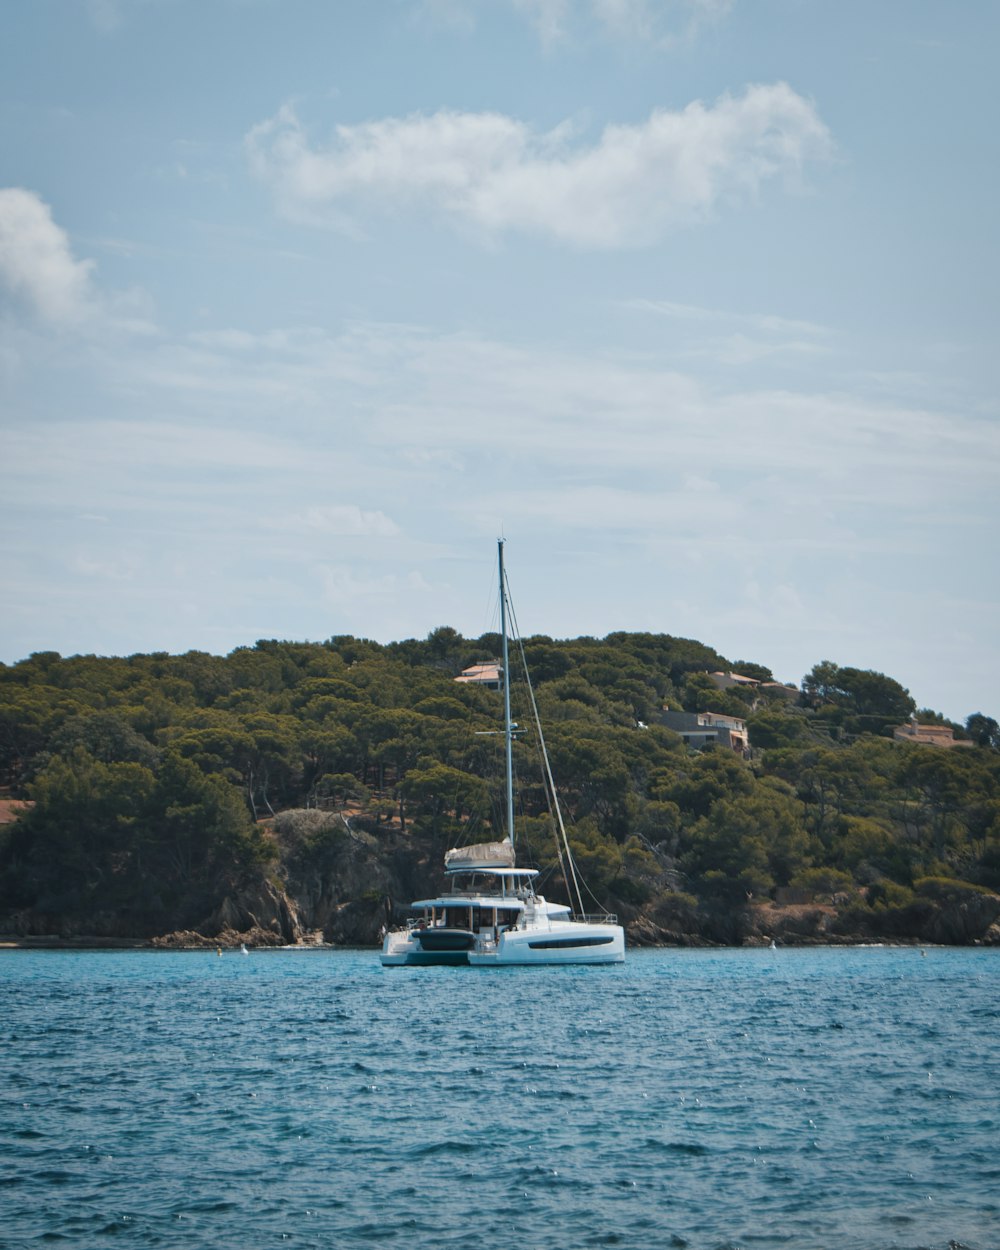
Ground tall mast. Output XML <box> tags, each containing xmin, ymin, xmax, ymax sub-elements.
<box><xmin>499</xmin><ymin>539</ymin><xmax>515</xmax><ymax>848</ymax></box>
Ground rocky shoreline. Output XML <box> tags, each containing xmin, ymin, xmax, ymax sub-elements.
<box><xmin>4</xmin><ymin>896</ymin><xmax>999</xmax><ymax>952</ymax></box>
<box><xmin>4</xmin><ymin>818</ymin><xmax>1000</xmax><ymax>953</ymax></box>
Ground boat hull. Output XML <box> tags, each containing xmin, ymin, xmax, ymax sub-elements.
<box><xmin>413</xmin><ymin>927</ymin><xmax>475</xmax><ymax>953</ymax></box>
<box><xmin>467</xmin><ymin>920</ymin><xmax>625</xmax><ymax>966</ymax></box>
<box><xmin>382</xmin><ymin>919</ymin><xmax>625</xmax><ymax>967</ymax></box>
<box><xmin>380</xmin><ymin>928</ymin><xmax>475</xmax><ymax>967</ymax></box>
<box><xmin>381</xmin><ymin>948</ymin><xmax>470</xmax><ymax>967</ymax></box>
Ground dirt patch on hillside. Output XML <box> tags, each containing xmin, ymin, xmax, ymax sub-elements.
<box><xmin>0</xmin><ymin>799</ymin><xmax>31</xmax><ymax>825</ymax></box>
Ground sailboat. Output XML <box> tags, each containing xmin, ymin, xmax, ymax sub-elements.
<box><xmin>380</xmin><ymin>541</ymin><xmax>625</xmax><ymax>968</ymax></box>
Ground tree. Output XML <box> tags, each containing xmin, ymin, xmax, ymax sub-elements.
<box><xmin>802</xmin><ymin>660</ymin><xmax>842</xmax><ymax>704</ymax></box>
<box><xmin>559</xmin><ymin>818</ymin><xmax>625</xmax><ymax>898</ymax></box>
<box><xmin>802</xmin><ymin>661</ymin><xmax>915</xmax><ymax>723</ymax></box>
<box><xmin>746</xmin><ymin>707</ymin><xmax>807</xmax><ymax>749</ymax></box>
<box><xmin>680</xmin><ymin>672</ymin><xmax>719</xmax><ymax>711</ymax></box>
<box><xmin>542</xmin><ymin>726</ymin><xmax>632</xmax><ymax>837</ymax></box>
<box><xmin>789</xmin><ymin>865</ymin><xmax>855</xmax><ymax>899</ymax></box>
<box><xmin>3</xmin><ymin>747</ymin><xmax>156</xmax><ymax>911</ymax></box>
<box><xmin>666</xmin><ymin>750</ymin><xmax>754</xmax><ymax>821</ymax></box>
<box><xmin>966</xmin><ymin>713</ymin><xmax>1000</xmax><ymax>750</ymax></box>
<box><xmin>679</xmin><ymin>672</ymin><xmax>747</xmax><ymax>718</ymax></box>
<box><xmin>896</xmin><ymin>747</ymin><xmax>988</xmax><ymax>867</ymax></box>
<box><xmin>766</xmin><ymin>745</ymin><xmax>879</xmax><ymax>844</ymax></box>
<box><xmin>425</xmin><ymin>626</ymin><xmax>465</xmax><ymax>670</ymax></box>
<box><xmin>299</xmin><ymin>726</ymin><xmax>360</xmax><ymax>801</ymax></box>
<box><xmin>50</xmin><ymin>711</ymin><xmax>159</xmax><ymax>769</ymax></box>
<box><xmin>0</xmin><ymin>691</ymin><xmax>50</xmax><ymax>788</ymax></box>
<box><xmin>682</xmin><ymin>800</ymin><xmax>774</xmax><ymax>906</ymax></box>
<box><xmin>398</xmin><ymin>763</ymin><xmax>490</xmax><ymax>844</ymax></box>
<box><xmin>521</xmin><ymin>640</ymin><xmax>574</xmax><ymax>683</ymax></box>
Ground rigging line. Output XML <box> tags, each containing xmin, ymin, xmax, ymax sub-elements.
<box><xmin>504</xmin><ymin>575</ymin><xmax>588</xmax><ymax>920</ymax></box>
<box><xmin>498</xmin><ymin>541</ymin><xmax>516</xmax><ymax>849</ymax></box>
<box><xmin>501</xmin><ymin>571</ymin><xmax>569</xmax><ymax>890</ymax></box>
<box><xmin>514</xmin><ymin>671</ymin><xmax>570</xmax><ymax>894</ymax></box>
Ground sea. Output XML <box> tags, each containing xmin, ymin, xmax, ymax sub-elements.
<box><xmin>1</xmin><ymin>946</ymin><xmax>998</xmax><ymax>1250</ymax></box>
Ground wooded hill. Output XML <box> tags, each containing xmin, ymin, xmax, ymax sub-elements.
<box><xmin>1</xmin><ymin>630</ymin><xmax>999</xmax><ymax>947</ymax></box>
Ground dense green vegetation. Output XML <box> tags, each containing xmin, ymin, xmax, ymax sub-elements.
<box><xmin>1</xmin><ymin>633</ymin><xmax>998</xmax><ymax>945</ymax></box>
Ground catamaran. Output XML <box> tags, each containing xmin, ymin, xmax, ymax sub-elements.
<box><xmin>380</xmin><ymin>541</ymin><xmax>625</xmax><ymax>967</ymax></box>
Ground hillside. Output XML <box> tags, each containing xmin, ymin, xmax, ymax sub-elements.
<box><xmin>1</xmin><ymin>633</ymin><xmax>999</xmax><ymax>947</ymax></box>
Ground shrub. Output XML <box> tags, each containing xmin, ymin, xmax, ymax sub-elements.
<box><xmin>914</xmin><ymin>876</ymin><xmax>994</xmax><ymax>904</ymax></box>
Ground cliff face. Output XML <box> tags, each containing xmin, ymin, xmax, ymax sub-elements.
<box><xmin>734</xmin><ymin>892</ymin><xmax>1000</xmax><ymax>947</ymax></box>
<box><xmin>919</xmin><ymin>892</ymin><xmax>1000</xmax><ymax>944</ymax></box>
<box><xmin>203</xmin><ymin>879</ymin><xmax>303</xmax><ymax>944</ymax></box>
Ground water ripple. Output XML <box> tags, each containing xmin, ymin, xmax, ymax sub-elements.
<box><xmin>1</xmin><ymin>947</ymin><xmax>998</xmax><ymax>1250</ymax></box>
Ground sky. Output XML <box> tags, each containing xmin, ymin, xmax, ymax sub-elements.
<box><xmin>1</xmin><ymin>0</ymin><xmax>997</xmax><ymax>723</ymax></box>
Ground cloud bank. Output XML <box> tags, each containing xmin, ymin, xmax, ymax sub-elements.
<box><xmin>246</xmin><ymin>84</ymin><xmax>832</xmax><ymax>247</ymax></box>
<box><xmin>0</xmin><ymin>187</ymin><xmax>96</xmax><ymax>322</ymax></box>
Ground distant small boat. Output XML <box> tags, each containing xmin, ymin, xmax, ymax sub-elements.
<box><xmin>381</xmin><ymin>541</ymin><xmax>625</xmax><ymax>968</ymax></box>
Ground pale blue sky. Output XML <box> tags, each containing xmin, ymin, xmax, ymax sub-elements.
<box><xmin>1</xmin><ymin>0</ymin><xmax>997</xmax><ymax>722</ymax></box>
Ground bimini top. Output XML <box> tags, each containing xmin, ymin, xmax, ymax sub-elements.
<box><xmin>444</xmin><ymin>839</ymin><xmax>515</xmax><ymax>873</ymax></box>
<box><xmin>408</xmin><ymin>890</ymin><xmax>528</xmax><ymax>910</ymax></box>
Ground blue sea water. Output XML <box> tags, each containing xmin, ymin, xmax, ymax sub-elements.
<box><xmin>1</xmin><ymin>947</ymin><xmax>998</xmax><ymax>1250</ymax></box>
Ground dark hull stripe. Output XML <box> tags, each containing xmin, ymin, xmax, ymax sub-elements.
<box><xmin>526</xmin><ymin>935</ymin><xmax>616</xmax><ymax>950</ymax></box>
<box><xmin>414</xmin><ymin>928</ymin><xmax>476</xmax><ymax>952</ymax></box>
<box><xmin>386</xmin><ymin>951</ymin><xmax>470</xmax><ymax>966</ymax></box>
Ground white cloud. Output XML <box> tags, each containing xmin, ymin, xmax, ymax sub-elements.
<box><xmin>468</xmin><ymin>482</ymin><xmax>748</xmax><ymax>533</ymax></box>
<box><xmin>72</xmin><ymin>549</ymin><xmax>143</xmax><ymax>581</ymax></box>
<box><xmin>246</xmin><ymin>84</ymin><xmax>832</xmax><ymax>247</ymax></box>
<box><xmin>622</xmin><ymin>297</ymin><xmax>833</xmax><ymax>365</ymax></box>
<box><xmin>0</xmin><ymin>188</ymin><xmax>96</xmax><ymax>322</ymax></box>
<box><xmin>699</xmin><ymin>331</ymin><xmax>830</xmax><ymax>366</ymax></box>
<box><xmin>4</xmin><ymin>419</ymin><xmax>306</xmax><ymax>512</ymax></box>
<box><xmin>320</xmin><ymin>565</ymin><xmax>424</xmax><ymax>609</ymax></box>
<box><xmin>400</xmin><ymin>446</ymin><xmax>466</xmax><ymax>472</ymax></box>
<box><xmin>448</xmin><ymin>0</ymin><xmax>733</xmax><ymax>46</ymax></box>
<box><xmin>274</xmin><ymin>505</ymin><xmax>400</xmax><ymax>537</ymax></box>
<box><xmin>512</xmin><ymin>0</ymin><xmax>570</xmax><ymax>44</ymax></box>
<box><xmin>590</xmin><ymin>0</ymin><xmax>733</xmax><ymax>44</ymax></box>
<box><xmin>71</xmin><ymin>317</ymin><xmax>994</xmax><ymax>505</ymax></box>
<box><xmin>624</xmin><ymin>297</ymin><xmax>829</xmax><ymax>340</ymax></box>
<box><xmin>0</xmin><ymin>189</ymin><xmax>154</xmax><ymax>348</ymax></box>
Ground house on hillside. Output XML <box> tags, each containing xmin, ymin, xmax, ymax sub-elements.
<box><xmin>709</xmin><ymin>670</ymin><xmax>759</xmax><ymax>691</ymax></box>
<box><xmin>892</xmin><ymin>720</ymin><xmax>972</xmax><ymax>749</ymax></box>
<box><xmin>661</xmin><ymin>710</ymin><xmax>750</xmax><ymax>756</ymax></box>
<box><xmin>709</xmin><ymin>671</ymin><xmax>797</xmax><ymax>700</ymax></box>
<box><xmin>454</xmin><ymin>660</ymin><xmax>503</xmax><ymax>691</ymax></box>
<box><xmin>760</xmin><ymin>681</ymin><xmax>798</xmax><ymax>700</ymax></box>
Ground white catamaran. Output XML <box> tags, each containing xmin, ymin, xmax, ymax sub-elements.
<box><xmin>380</xmin><ymin>541</ymin><xmax>625</xmax><ymax>968</ymax></box>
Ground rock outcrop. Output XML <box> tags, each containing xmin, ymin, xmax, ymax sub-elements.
<box><xmin>201</xmin><ymin>878</ymin><xmax>303</xmax><ymax>944</ymax></box>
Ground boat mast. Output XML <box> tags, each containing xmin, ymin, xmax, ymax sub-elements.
<box><xmin>499</xmin><ymin>539</ymin><xmax>515</xmax><ymax>849</ymax></box>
